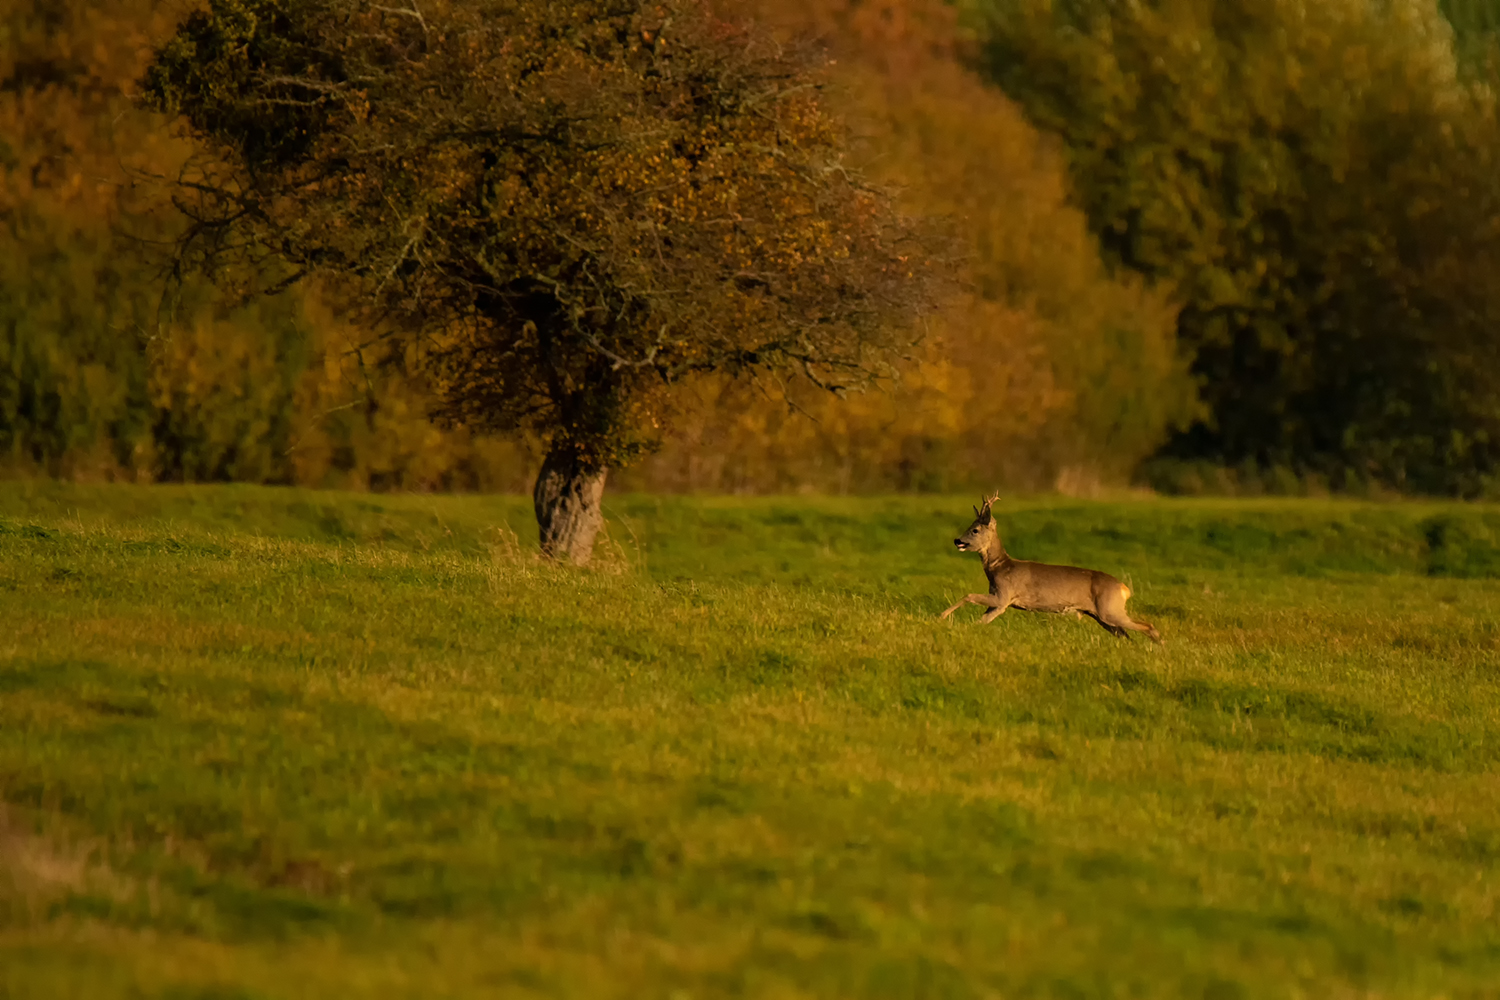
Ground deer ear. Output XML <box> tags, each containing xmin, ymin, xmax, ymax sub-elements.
<box><xmin>972</xmin><ymin>504</ymin><xmax>980</xmax><ymax>517</ymax></box>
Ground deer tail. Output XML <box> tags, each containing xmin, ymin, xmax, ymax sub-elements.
<box><xmin>1120</xmin><ymin>583</ymin><xmax>1132</xmax><ymax>601</ymax></box>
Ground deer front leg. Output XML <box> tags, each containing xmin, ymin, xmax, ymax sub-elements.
<box><xmin>939</xmin><ymin>594</ymin><xmax>1005</xmax><ymax>620</ymax></box>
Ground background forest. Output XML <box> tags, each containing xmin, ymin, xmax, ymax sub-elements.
<box><xmin>4</xmin><ymin>0</ymin><xmax>1500</xmax><ymax>496</ymax></box>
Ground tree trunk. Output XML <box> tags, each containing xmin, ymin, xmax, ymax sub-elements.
<box><xmin>533</xmin><ymin>445</ymin><xmax>608</xmax><ymax>566</ymax></box>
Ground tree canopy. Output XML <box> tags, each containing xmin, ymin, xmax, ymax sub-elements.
<box><xmin>145</xmin><ymin>0</ymin><xmax>933</xmax><ymax>558</ymax></box>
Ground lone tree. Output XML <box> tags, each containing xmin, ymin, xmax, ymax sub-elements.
<box><xmin>143</xmin><ymin>0</ymin><xmax>932</xmax><ymax>562</ymax></box>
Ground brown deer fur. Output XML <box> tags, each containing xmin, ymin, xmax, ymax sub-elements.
<box><xmin>939</xmin><ymin>493</ymin><xmax>1162</xmax><ymax>642</ymax></box>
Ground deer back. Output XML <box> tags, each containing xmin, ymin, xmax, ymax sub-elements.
<box><xmin>990</xmin><ymin>557</ymin><xmax>1121</xmax><ymax>613</ymax></box>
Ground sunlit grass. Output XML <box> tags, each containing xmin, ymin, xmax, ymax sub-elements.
<box><xmin>2</xmin><ymin>482</ymin><xmax>1499</xmax><ymax>998</ymax></box>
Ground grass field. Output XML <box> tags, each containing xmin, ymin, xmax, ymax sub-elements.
<box><xmin>2</xmin><ymin>481</ymin><xmax>1499</xmax><ymax>999</ymax></box>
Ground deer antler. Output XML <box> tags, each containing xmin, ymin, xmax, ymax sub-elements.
<box><xmin>980</xmin><ymin>491</ymin><xmax>999</xmax><ymax>513</ymax></box>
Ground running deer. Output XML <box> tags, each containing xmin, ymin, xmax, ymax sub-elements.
<box><xmin>939</xmin><ymin>493</ymin><xmax>1162</xmax><ymax>642</ymax></box>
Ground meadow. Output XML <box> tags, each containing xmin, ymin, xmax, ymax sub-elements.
<box><xmin>1</xmin><ymin>482</ymin><xmax>1499</xmax><ymax>999</ymax></box>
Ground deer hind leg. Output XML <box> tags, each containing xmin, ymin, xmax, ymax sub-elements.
<box><xmin>939</xmin><ymin>593</ymin><xmax>1005</xmax><ymax>621</ymax></box>
<box><xmin>1080</xmin><ymin>610</ymin><xmax>1129</xmax><ymax>638</ymax></box>
<box><xmin>1109</xmin><ymin>615</ymin><xmax>1161</xmax><ymax>642</ymax></box>
<box><xmin>1095</xmin><ymin>586</ymin><xmax>1164</xmax><ymax>643</ymax></box>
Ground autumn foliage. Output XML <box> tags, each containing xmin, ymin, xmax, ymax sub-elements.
<box><xmin>1</xmin><ymin>0</ymin><xmax>1198</xmax><ymax>501</ymax></box>
<box><xmin>145</xmin><ymin>1</ymin><xmax>930</xmax><ymax>461</ymax></box>
<box><xmin>0</xmin><ymin>0</ymin><xmax>525</xmax><ymax>489</ymax></box>
<box><xmin>631</xmin><ymin>0</ymin><xmax>1195</xmax><ymax>493</ymax></box>
<box><xmin>11</xmin><ymin>0</ymin><xmax>1497</xmax><ymax>501</ymax></box>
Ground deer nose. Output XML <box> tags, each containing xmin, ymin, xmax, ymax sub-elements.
<box><xmin>953</xmin><ymin>538</ymin><xmax>962</xmax><ymax>547</ymax></box>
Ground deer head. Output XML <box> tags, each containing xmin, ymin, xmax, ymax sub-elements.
<box><xmin>954</xmin><ymin>492</ymin><xmax>1001</xmax><ymax>553</ymax></box>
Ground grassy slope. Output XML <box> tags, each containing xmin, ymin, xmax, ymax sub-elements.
<box><xmin>1</xmin><ymin>482</ymin><xmax>1499</xmax><ymax>999</ymax></box>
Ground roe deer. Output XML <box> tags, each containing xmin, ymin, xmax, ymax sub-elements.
<box><xmin>939</xmin><ymin>493</ymin><xmax>1162</xmax><ymax>642</ymax></box>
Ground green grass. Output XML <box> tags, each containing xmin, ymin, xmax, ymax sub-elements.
<box><xmin>2</xmin><ymin>481</ymin><xmax>1499</xmax><ymax>999</ymax></box>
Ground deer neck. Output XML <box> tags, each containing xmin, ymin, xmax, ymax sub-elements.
<box><xmin>980</xmin><ymin>535</ymin><xmax>1010</xmax><ymax>575</ymax></box>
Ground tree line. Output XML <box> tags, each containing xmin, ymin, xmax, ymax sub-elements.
<box><xmin>3</xmin><ymin>0</ymin><xmax>1496</xmax><ymax>557</ymax></box>
<box><xmin>971</xmin><ymin>0</ymin><xmax>1500</xmax><ymax>495</ymax></box>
